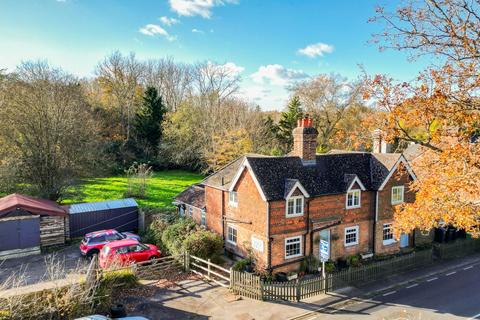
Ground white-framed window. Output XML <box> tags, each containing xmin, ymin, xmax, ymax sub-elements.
<box><xmin>179</xmin><ymin>206</ymin><xmax>185</xmax><ymax>216</ymax></box>
<box><xmin>391</xmin><ymin>186</ymin><xmax>405</xmax><ymax>205</ymax></box>
<box><xmin>229</xmin><ymin>191</ymin><xmax>238</xmax><ymax>207</ymax></box>
<box><xmin>285</xmin><ymin>236</ymin><xmax>302</xmax><ymax>259</ymax></box>
<box><xmin>383</xmin><ymin>223</ymin><xmax>395</xmax><ymax>245</ymax></box>
<box><xmin>227</xmin><ymin>225</ymin><xmax>237</xmax><ymax>245</ymax></box>
<box><xmin>346</xmin><ymin>189</ymin><xmax>361</xmax><ymax>209</ymax></box>
<box><xmin>188</xmin><ymin>206</ymin><xmax>193</xmax><ymax>217</ymax></box>
<box><xmin>201</xmin><ymin>209</ymin><xmax>206</xmax><ymax>226</ymax></box>
<box><xmin>286</xmin><ymin>196</ymin><xmax>304</xmax><ymax>217</ymax></box>
<box><xmin>344</xmin><ymin>226</ymin><xmax>359</xmax><ymax>246</ymax></box>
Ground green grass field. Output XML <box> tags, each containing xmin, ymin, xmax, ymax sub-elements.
<box><xmin>62</xmin><ymin>170</ymin><xmax>203</xmax><ymax>210</ymax></box>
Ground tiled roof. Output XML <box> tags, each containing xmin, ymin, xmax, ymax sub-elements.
<box><xmin>202</xmin><ymin>150</ymin><xmax>405</xmax><ymax>201</ymax></box>
<box><xmin>0</xmin><ymin>193</ymin><xmax>67</xmax><ymax>216</ymax></box>
<box><xmin>174</xmin><ymin>184</ymin><xmax>205</xmax><ymax>208</ymax></box>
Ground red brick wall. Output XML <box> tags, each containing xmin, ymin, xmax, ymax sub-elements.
<box><xmin>205</xmin><ymin>186</ymin><xmax>224</xmax><ymax>235</ymax></box>
<box><xmin>269</xmin><ymin>189</ymin><xmax>375</xmax><ymax>271</ymax></box>
<box><xmin>375</xmin><ymin>166</ymin><xmax>416</xmax><ymax>254</ymax></box>
<box><xmin>224</xmin><ymin>168</ymin><xmax>268</xmax><ymax>268</ymax></box>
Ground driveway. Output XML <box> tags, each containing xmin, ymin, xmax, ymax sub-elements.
<box><xmin>0</xmin><ymin>244</ymin><xmax>88</xmax><ymax>289</ymax></box>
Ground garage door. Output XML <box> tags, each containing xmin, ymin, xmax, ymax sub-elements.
<box><xmin>0</xmin><ymin>216</ymin><xmax>40</xmax><ymax>251</ymax></box>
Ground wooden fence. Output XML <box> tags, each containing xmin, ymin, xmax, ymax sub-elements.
<box><xmin>230</xmin><ymin>249</ymin><xmax>434</xmax><ymax>301</ymax></box>
<box><xmin>230</xmin><ymin>270</ymin><xmax>263</xmax><ymax>300</ymax></box>
<box><xmin>189</xmin><ymin>254</ymin><xmax>231</xmax><ymax>288</ymax></box>
<box><xmin>433</xmin><ymin>238</ymin><xmax>480</xmax><ymax>260</ymax></box>
<box><xmin>327</xmin><ymin>249</ymin><xmax>433</xmax><ymax>291</ymax></box>
<box><xmin>133</xmin><ymin>255</ymin><xmax>183</xmax><ymax>279</ymax></box>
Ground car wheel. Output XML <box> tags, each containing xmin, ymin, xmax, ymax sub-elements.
<box><xmin>86</xmin><ymin>249</ymin><xmax>99</xmax><ymax>259</ymax></box>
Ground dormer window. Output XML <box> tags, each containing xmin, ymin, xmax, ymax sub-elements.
<box><xmin>346</xmin><ymin>189</ymin><xmax>361</xmax><ymax>209</ymax></box>
<box><xmin>286</xmin><ymin>196</ymin><xmax>304</xmax><ymax>217</ymax></box>
<box><xmin>391</xmin><ymin>186</ymin><xmax>404</xmax><ymax>205</ymax></box>
<box><xmin>229</xmin><ymin>191</ymin><xmax>238</xmax><ymax>207</ymax></box>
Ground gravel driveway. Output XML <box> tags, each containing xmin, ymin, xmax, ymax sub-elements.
<box><xmin>0</xmin><ymin>244</ymin><xmax>89</xmax><ymax>289</ymax></box>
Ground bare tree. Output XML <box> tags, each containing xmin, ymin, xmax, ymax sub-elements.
<box><xmin>143</xmin><ymin>58</ymin><xmax>193</xmax><ymax>112</ymax></box>
<box><xmin>95</xmin><ymin>51</ymin><xmax>144</xmax><ymax>142</ymax></box>
<box><xmin>192</xmin><ymin>61</ymin><xmax>241</xmax><ymax>105</ymax></box>
<box><xmin>291</xmin><ymin>74</ymin><xmax>364</xmax><ymax>151</ymax></box>
<box><xmin>0</xmin><ymin>61</ymin><xmax>101</xmax><ymax>200</ymax></box>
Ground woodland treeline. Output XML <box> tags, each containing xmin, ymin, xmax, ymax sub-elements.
<box><xmin>0</xmin><ymin>53</ymin><xmax>380</xmax><ymax>200</ymax></box>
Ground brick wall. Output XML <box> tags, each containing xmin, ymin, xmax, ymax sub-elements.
<box><xmin>375</xmin><ymin>166</ymin><xmax>416</xmax><ymax>254</ymax></box>
<box><xmin>205</xmin><ymin>186</ymin><xmax>224</xmax><ymax>235</ymax></box>
<box><xmin>224</xmin><ymin>168</ymin><xmax>268</xmax><ymax>268</ymax></box>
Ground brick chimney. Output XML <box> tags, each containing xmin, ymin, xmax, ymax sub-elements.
<box><xmin>292</xmin><ymin>115</ymin><xmax>318</xmax><ymax>164</ymax></box>
<box><xmin>372</xmin><ymin>129</ymin><xmax>391</xmax><ymax>153</ymax></box>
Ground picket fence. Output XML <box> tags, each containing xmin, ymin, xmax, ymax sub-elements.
<box><xmin>231</xmin><ymin>249</ymin><xmax>434</xmax><ymax>301</ymax></box>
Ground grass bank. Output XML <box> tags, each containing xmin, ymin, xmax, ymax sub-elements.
<box><xmin>63</xmin><ymin>170</ymin><xmax>203</xmax><ymax>209</ymax></box>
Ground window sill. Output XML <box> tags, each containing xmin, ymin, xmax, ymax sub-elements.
<box><xmin>383</xmin><ymin>239</ymin><xmax>396</xmax><ymax>246</ymax></box>
<box><xmin>226</xmin><ymin>240</ymin><xmax>237</xmax><ymax>246</ymax></box>
<box><xmin>344</xmin><ymin>242</ymin><xmax>358</xmax><ymax>247</ymax></box>
<box><xmin>346</xmin><ymin>205</ymin><xmax>361</xmax><ymax>210</ymax></box>
<box><xmin>391</xmin><ymin>201</ymin><xmax>404</xmax><ymax>205</ymax></box>
<box><xmin>285</xmin><ymin>213</ymin><xmax>304</xmax><ymax>218</ymax></box>
<box><xmin>285</xmin><ymin>254</ymin><xmax>303</xmax><ymax>260</ymax></box>
<box><xmin>229</xmin><ymin>203</ymin><xmax>238</xmax><ymax>208</ymax></box>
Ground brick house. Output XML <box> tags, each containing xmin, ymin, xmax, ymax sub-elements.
<box><xmin>175</xmin><ymin>116</ymin><xmax>425</xmax><ymax>273</ymax></box>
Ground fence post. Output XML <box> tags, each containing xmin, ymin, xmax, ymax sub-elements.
<box><xmin>229</xmin><ymin>268</ymin><xmax>233</xmax><ymax>290</ymax></box>
<box><xmin>296</xmin><ymin>279</ymin><xmax>300</xmax><ymax>302</ymax></box>
<box><xmin>259</xmin><ymin>277</ymin><xmax>264</xmax><ymax>301</ymax></box>
<box><xmin>207</xmin><ymin>258</ymin><xmax>211</xmax><ymax>280</ymax></box>
<box><xmin>184</xmin><ymin>251</ymin><xmax>190</xmax><ymax>272</ymax></box>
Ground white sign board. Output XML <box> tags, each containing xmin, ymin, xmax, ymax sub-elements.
<box><xmin>251</xmin><ymin>236</ymin><xmax>264</xmax><ymax>252</ymax></box>
<box><xmin>320</xmin><ymin>239</ymin><xmax>329</xmax><ymax>262</ymax></box>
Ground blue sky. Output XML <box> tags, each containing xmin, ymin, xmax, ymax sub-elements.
<box><xmin>0</xmin><ymin>0</ymin><xmax>429</xmax><ymax>110</ymax></box>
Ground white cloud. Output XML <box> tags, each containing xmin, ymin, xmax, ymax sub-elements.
<box><xmin>159</xmin><ymin>16</ymin><xmax>180</xmax><ymax>26</ymax></box>
<box><xmin>139</xmin><ymin>24</ymin><xmax>176</xmax><ymax>41</ymax></box>
<box><xmin>169</xmin><ymin>0</ymin><xmax>238</xmax><ymax>19</ymax></box>
<box><xmin>206</xmin><ymin>61</ymin><xmax>244</xmax><ymax>75</ymax></box>
<box><xmin>251</xmin><ymin>64</ymin><xmax>309</xmax><ymax>86</ymax></box>
<box><xmin>192</xmin><ymin>28</ymin><xmax>205</xmax><ymax>34</ymax></box>
<box><xmin>298</xmin><ymin>42</ymin><xmax>334</xmax><ymax>58</ymax></box>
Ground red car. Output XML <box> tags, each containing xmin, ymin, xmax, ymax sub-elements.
<box><xmin>80</xmin><ymin>229</ymin><xmax>140</xmax><ymax>258</ymax></box>
<box><xmin>99</xmin><ymin>239</ymin><xmax>161</xmax><ymax>269</ymax></box>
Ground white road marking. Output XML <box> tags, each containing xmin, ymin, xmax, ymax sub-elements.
<box><xmin>467</xmin><ymin>312</ymin><xmax>480</xmax><ymax>320</ymax></box>
<box><xmin>383</xmin><ymin>291</ymin><xmax>396</xmax><ymax>296</ymax></box>
<box><xmin>464</xmin><ymin>266</ymin><xmax>474</xmax><ymax>270</ymax></box>
<box><xmin>426</xmin><ymin>277</ymin><xmax>438</xmax><ymax>282</ymax></box>
<box><xmin>446</xmin><ymin>271</ymin><xmax>457</xmax><ymax>276</ymax></box>
<box><xmin>406</xmin><ymin>283</ymin><xmax>418</xmax><ymax>289</ymax></box>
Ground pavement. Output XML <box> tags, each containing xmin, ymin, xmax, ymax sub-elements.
<box><xmin>0</xmin><ymin>244</ymin><xmax>87</xmax><ymax>289</ymax></box>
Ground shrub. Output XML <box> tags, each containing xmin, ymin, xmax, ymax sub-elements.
<box><xmin>161</xmin><ymin>218</ymin><xmax>197</xmax><ymax>256</ymax></box>
<box><xmin>325</xmin><ymin>260</ymin><xmax>336</xmax><ymax>273</ymax></box>
<box><xmin>183</xmin><ymin>229</ymin><xmax>223</xmax><ymax>260</ymax></box>
<box><xmin>299</xmin><ymin>255</ymin><xmax>320</xmax><ymax>274</ymax></box>
<box><xmin>232</xmin><ymin>259</ymin><xmax>251</xmax><ymax>272</ymax></box>
<box><xmin>347</xmin><ymin>254</ymin><xmax>361</xmax><ymax>267</ymax></box>
<box><xmin>143</xmin><ymin>218</ymin><xmax>170</xmax><ymax>252</ymax></box>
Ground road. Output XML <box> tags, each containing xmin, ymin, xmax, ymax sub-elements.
<box><xmin>302</xmin><ymin>262</ymin><xmax>480</xmax><ymax>320</ymax></box>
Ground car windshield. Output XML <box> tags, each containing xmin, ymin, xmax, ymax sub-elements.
<box><xmin>140</xmin><ymin>243</ymin><xmax>150</xmax><ymax>250</ymax></box>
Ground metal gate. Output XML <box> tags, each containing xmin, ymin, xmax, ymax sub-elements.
<box><xmin>0</xmin><ymin>216</ymin><xmax>40</xmax><ymax>251</ymax></box>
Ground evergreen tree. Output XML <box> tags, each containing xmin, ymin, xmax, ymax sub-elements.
<box><xmin>134</xmin><ymin>87</ymin><xmax>166</xmax><ymax>162</ymax></box>
<box><xmin>275</xmin><ymin>96</ymin><xmax>303</xmax><ymax>153</ymax></box>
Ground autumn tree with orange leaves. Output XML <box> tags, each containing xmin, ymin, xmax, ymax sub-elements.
<box><xmin>368</xmin><ymin>0</ymin><xmax>480</xmax><ymax>236</ymax></box>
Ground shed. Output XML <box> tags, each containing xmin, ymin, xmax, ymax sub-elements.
<box><xmin>0</xmin><ymin>193</ymin><xmax>68</xmax><ymax>259</ymax></box>
<box><xmin>66</xmin><ymin>198</ymin><xmax>139</xmax><ymax>238</ymax></box>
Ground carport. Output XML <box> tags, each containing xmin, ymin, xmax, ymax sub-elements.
<box><xmin>0</xmin><ymin>193</ymin><xmax>67</xmax><ymax>259</ymax></box>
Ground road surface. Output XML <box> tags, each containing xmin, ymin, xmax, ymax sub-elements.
<box><xmin>301</xmin><ymin>262</ymin><xmax>480</xmax><ymax>319</ymax></box>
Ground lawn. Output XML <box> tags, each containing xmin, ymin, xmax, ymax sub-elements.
<box><xmin>62</xmin><ymin>170</ymin><xmax>203</xmax><ymax>210</ymax></box>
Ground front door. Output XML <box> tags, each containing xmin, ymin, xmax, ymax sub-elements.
<box><xmin>400</xmin><ymin>233</ymin><xmax>409</xmax><ymax>248</ymax></box>
<box><xmin>319</xmin><ymin>229</ymin><xmax>330</xmax><ymax>261</ymax></box>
